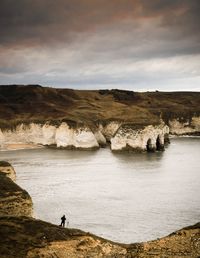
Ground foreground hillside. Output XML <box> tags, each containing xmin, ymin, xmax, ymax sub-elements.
<box><xmin>0</xmin><ymin>161</ymin><xmax>199</xmax><ymax>258</ymax></box>
<box><xmin>0</xmin><ymin>84</ymin><xmax>200</xmax><ymax>128</ymax></box>
<box><xmin>0</xmin><ymin>216</ymin><xmax>199</xmax><ymax>258</ymax></box>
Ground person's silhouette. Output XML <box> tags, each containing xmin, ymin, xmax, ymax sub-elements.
<box><xmin>60</xmin><ymin>215</ymin><xmax>66</xmax><ymax>227</ymax></box>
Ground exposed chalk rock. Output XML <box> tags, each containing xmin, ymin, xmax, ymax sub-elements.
<box><xmin>0</xmin><ymin>121</ymin><xmax>171</xmax><ymax>151</ymax></box>
<box><xmin>74</xmin><ymin>127</ymin><xmax>99</xmax><ymax>149</ymax></box>
<box><xmin>2</xmin><ymin>116</ymin><xmax>199</xmax><ymax>152</ymax></box>
<box><xmin>55</xmin><ymin>123</ymin><xmax>99</xmax><ymax>149</ymax></box>
<box><xmin>111</xmin><ymin>124</ymin><xmax>169</xmax><ymax>152</ymax></box>
<box><xmin>169</xmin><ymin>116</ymin><xmax>200</xmax><ymax>135</ymax></box>
<box><xmin>0</xmin><ymin>129</ymin><xmax>4</xmax><ymax>148</ymax></box>
<box><xmin>191</xmin><ymin>116</ymin><xmax>200</xmax><ymax>131</ymax></box>
<box><xmin>101</xmin><ymin>121</ymin><xmax>121</xmax><ymax>141</ymax></box>
<box><xmin>42</xmin><ymin>124</ymin><xmax>57</xmax><ymax>145</ymax></box>
<box><xmin>94</xmin><ymin>130</ymin><xmax>107</xmax><ymax>146</ymax></box>
<box><xmin>0</xmin><ymin>122</ymin><xmax>99</xmax><ymax>150</ymax></box>
<box><xmin>0</xmin><ymin>123</ymin><xmax>47</xmax><ymax>146</ymax></box>
<box><xmin>55</xmin><ymin>123</ymin><xmax>74</xmax><ymax>147</ymax></box>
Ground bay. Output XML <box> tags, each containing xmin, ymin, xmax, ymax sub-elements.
<box><xmin>1</xmin><ymin>137</ymin><xmax>200</xmax><ymax>243</ymax></box>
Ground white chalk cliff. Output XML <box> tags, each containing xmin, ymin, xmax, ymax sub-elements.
<box><xmin>0</xmin><ymin>122</ymin><xmax>105</xmax><ymax>150</ymax></box>
<box><xmin>111</xmin><ymin>123</ymin><xmax>169</xmax><ymax>151</ymax></box>
<box><xmin>101</xmin><ymin>121</ymin><xmax>121</xmax><ymax>141</ymax></box>
<box><xmin>1</xmin><ymin>117</ymin><xmax>199</xmax><ymax>151</ymax></box>
<box><xmin>169</xmin><ymin>116</ymin><xmax>200</xmax><ymax>135</ymax></box>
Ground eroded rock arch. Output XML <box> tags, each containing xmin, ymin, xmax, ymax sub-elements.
<box><xmin>146</xmin><ymin>138</ymin><xmax>154</xmax><ymax>152</ymax></box>
<box><xmin>156</xmin><ymin>135</ymin><xmax>164</xmax><ymax>150</ymax></box>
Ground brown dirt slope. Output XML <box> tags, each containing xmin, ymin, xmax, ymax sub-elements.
<box><xmin>0</xmin><ymin>85</ymin><xmax>200</xmax><ymax>129</ymax></box>
<box><xmin>0</xmin><ymin>216</ymin><xmax>127</xmax><ymax>258</ymax></box>
<box><xmin>128</xmin><ymin>223</ymin><xmax>200</xmax><ymax>257</ymax></box>
<box><xmin>0</xmin><ymin>216</ymin><xmax>199</xmax><ymax>258</ymax></box>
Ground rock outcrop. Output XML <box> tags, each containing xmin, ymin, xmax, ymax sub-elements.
<box><xmin>0</xmin><ymin>161</ymin><xmax>16</xmax><ymax>181</ymax></box>
<box><xmin>101</xmin><ymin>121</ymin><xmax>121</xmax><ymax>142</ymax></box>
<box><xmin>4</xmin><ymin>117</ymin><xmax>200</xmax><ymax>150</ymax></box>
<box><xmin>0</xmin><ymin>123</ymin><xmax>100</xmax><ymax>150</ymax></box>
<box><xmin>0</xmin><ymin>121</ymin><xmax>171</xmax><ymax>152</ymax></box>
<box><xmin>169</xmin><ymin>116</ymin><xmax>200</xmax><ymax>135</ymax></box>
<box><xmin>0</xmin><ymin>162</ymin><xmax>33</xmax><ymax>217</ymax></box>
<box><xmin>111</xmin><ymin>123</ymin><xmax>169</xmax><ymax>151</ymax></box>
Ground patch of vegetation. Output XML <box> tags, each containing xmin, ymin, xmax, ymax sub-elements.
<box><xmin>0</xmin><ymin>172</ymin><xmax>28</xmax><ymax>198</ymax></box>
<box><xmin>0</xmin><ymin>85</ymin><xmax>200</xmax><ymax>130</ymax></box>
<box><xmin>99</xmin><ymin>89</ymin><xmax>140</xmax><ymax>102</ymax></box>
<box><xmin>0</xmin><ymin>161</ymin><xmax>11</xmax><ymax>167</ymax></box>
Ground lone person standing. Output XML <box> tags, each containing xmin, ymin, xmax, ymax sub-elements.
<box><xmin>60</xmin><ymin>215</ymin><xmax>66</xmax><ymax>227</ymax></box>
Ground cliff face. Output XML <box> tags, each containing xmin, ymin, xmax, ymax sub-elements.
<box><xmin>2</xmin><ymin>117</ymin><xmax>200</xmax><ymax>151</ymax></box>
<box><xmin>0</xmin><ymin>122</ymin><xmax>104</xmax><ymax>150</ymax></box>
<box><xmin>0</xmin><ymin>121</ymin><xmax>170</xmax><ymax>151</ymax></box>
<box><xmin>0</xmin><ymin>162</ymin><xmax>33</xmax><ymax>217</ymax></box>
<box><xmin>169</xmin><ymin>116</ymin><xmax>200</xmax><ymax>135</ymax></box>
<box><xmin>111</xmin><ymin>124</ymin><xmax>169</xmax><ymax>151</ymax></box>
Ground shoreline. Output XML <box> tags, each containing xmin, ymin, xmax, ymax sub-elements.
<box><xmin>0</xmin><ymin>143</ymin><xmax>44</xmax><ymax>151</ymax></box>
<box><xmin>1</xmin><ymin>135</ymin><xmax>200</xmax><ymax>152</ymax></box>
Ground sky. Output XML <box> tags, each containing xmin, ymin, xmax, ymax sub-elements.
<box><xmin>0</xmin><ymin>0</ymin><xmax>200</xmax><ymax>91</ymax></box>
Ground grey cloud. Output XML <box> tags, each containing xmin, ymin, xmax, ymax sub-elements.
<box><xmin>0</xmin><ymin>0</ymin><xmax>200</xmax><ymax>90</ymax></box>
<box><xmin>0</xmin><ymin>0</ymin><xmax>199</xmax><ymax>46</ymax></box>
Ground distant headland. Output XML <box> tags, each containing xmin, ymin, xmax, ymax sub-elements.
<box><xmin>0</xmin><ymin>85</ymin><xmax>200</xmax><ymax>151</ymax></box>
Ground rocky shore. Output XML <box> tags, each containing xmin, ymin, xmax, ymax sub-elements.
<box><xmin>0</xmin><ymin>161</ymin><xmax>199</xmax><ymax>258</ymax></box>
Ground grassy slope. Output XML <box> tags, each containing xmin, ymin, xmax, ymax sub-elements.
<box><xmin>0</xmin><ymin>172</ymin><xmax>28</xmax><ymax>199</ymax></box>
<box><xmin>0</xmin><ymin>85</ymin><xmax>200</xmax><ymax>129</ymax></box>
<box><xmin>0</xmin><ymin>216</ymin><xmax>199</xmax><ymax>258</ymax></box>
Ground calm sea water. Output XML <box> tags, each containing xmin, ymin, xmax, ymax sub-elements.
<box><xmin>1</xmin><ymin>137</ymin><xmax>200</xmax><ymax>243</ymax></box>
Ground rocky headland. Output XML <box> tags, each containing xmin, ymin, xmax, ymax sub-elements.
<box><xmin>0</xmin><ymin>85</ymin><xmax>200</xmax><ymax>151</ymax></box>
<box><xmin>0</xmin><ymin>161</ymin><xmax>199</xmax><ymax>258</ymax></box>
<box><xmin>0</xmin><ymin>161</ymin><xmax>33</xmax><ymax>217</ymax></box>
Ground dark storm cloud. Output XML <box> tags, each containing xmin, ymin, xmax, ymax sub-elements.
<box><xmin>0</xmin><ymin>0</ymin><xmax>200</xmax><ymax>90</ymax></box>
<box><xmin>0</xmin><ymin>0</ymin><xmax>199</xmax><ymax>47</ymax></box>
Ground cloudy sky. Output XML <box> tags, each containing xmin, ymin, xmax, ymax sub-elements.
<box><xmin>0</xmin><ymin>0</ymin><xmax>200</xmax><ymax>91</ymax></box>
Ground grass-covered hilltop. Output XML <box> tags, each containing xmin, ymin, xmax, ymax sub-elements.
<box><xmin>0</xmin><ymin>85</ymin><xmax>200</xmax><ymax>151</ymax></box>
<box><xmin>0</xmin><ymin>84</ymin><xmax>200</xmax><ymax>128</ymax></box>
